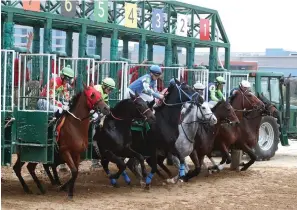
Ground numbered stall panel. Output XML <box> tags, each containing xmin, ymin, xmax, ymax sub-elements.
<box><xmin>125</xmin><ymin>3</ymin><xmax>138</xmax><ymax>28</ymax></box>
<box><xmin>152</xmin><ymin>9</ymin><xmax>164</xmax><ymax>33</ymax></box>
<box><xmin>94</xmin><ymin>0</ymin><xmax>109</xmax><ymax>23</ymax></box>
<box><xmin>61</xmin><ymin>0</ymin><xmax>77</xmax><ymax>18</ymax></box>
<box><xmin>176</xmin><ymin>14</ymin><xmax>188</xmax><ymax>37</ymax></box>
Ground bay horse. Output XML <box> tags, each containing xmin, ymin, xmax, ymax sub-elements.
<box><xmin>213</xmin><ymin>88</ymin><xmax>266</xmax><ymax>171</ymax></box>
<box><xmin>13</xmin><ymin>82</ymin><xmax>110</xmax><ymax>199</ymax></box>
<box><xmin>93</xmin><ymin>92</ymin><xmax>156</xmax><ymax>187</ymax></box>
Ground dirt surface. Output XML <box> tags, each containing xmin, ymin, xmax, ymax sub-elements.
<box><xmin>2</xmin><ymin>141</ymin><xmax>297</xmax><ymax>210</ymax></box>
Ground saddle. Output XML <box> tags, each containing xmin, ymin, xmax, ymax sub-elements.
<box><xmin>131</xmin><ymin>120</ymin><xmax>150</xmax><ymax>137</ymax></box>
<box><xmin>55</xmin><ymin>115</ymin><xmax>66</xmax><ymax>142</ymax></box>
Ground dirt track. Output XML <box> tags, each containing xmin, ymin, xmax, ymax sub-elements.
<box><xmin>2</xmin><ymin>141</ymin><xmax>297</xmax><ymax>210</ymax></box>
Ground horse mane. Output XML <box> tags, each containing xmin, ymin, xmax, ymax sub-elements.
<box><xmin>112</xmin><ymin>98</ymin><xmax>131</xmax><ymax>110</ymax></box>
<box><xmin>69</xmin><ymin>91</ymin><xmax>82</xmax><ymax>112</ymax></box>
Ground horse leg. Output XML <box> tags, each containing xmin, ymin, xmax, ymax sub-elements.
<box><xmin>185</xmin><ymin>150</ymin><xmax>201</xmax><ymax>181</ymax></box>
<box><xmin>240</xmin><ymin>144</ymin><xmax>257</xmax><ymax>171</ymax></box>
<box><xmin>51</xmin><ymin>164</ymin><xmax>62</xmax><ymax>186</ymax></box>
<box><xmin>43</xmin><ymin>164</ymin><xmax>56</xmax><ymax>186</ymax></box>
<box><xmin>219</xmin><ymin>142</ymin><xmax>232</xmax><ymax>165</ymax></box>
<box><xmin>104</xmin><ymin>150</ymin><xmax>126</xmax><ymax>181</ymax></box>
<box><xmin>146</xmin><ymin>157</ymin><xmax>166</xmax><ymax>179</ymax></box>
<box><xmin>207</xmin><ymin>155</ymin><xmax>224</xmax><ymax>173</ymax></box>
<box><xmin>126</xmin><ymin>158</ymin><xmax>142</xmax><ymax>180</ymax></box>
<box><xmin>67</xmin><ymin>154</ymin><xmax>80</xmax><ymax>199</ymax></box>
<box><xmin>157</xmin><ymin>155</ymin><xmax>173</xmax><ymax>178</ymax></box>
<box><xmin>27</xmin><ymin>162</ymin><xmax>46</xmax><ymax>194</ymax></box>
<box><xmin>13</xmin><ymin>154</ymin><xmax>32</xmax><ymax>194</ymax></box>
<box><xmin>101</xmin><ymin>158</ymin><xmax>118</xmax><ymax>187</ymax></box>
<box><xmin>124</xmin><ymin>146</ymin><xmax>147</xmax><ymax>179</ymax></box>
<box><xmin>145</xmin><ymin>147</ymin><xmax>158</xmax><ymax>189</ymax></box>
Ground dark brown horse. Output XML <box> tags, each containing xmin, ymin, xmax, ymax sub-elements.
<box><xmin>13</xmin><ymin>82</ymin><xmax>110</xmax><ymax>199</ymax></box>
<box><xmin>213</xmin><ymin>89</ymin><xmax>266</xmax><ymax>171</ymax></box>
<box><xmin>182</xmin><ymin>100</ymin><xmax>240</xmax><ymax>181</ymax></box>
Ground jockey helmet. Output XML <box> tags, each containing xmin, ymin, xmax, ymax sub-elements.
<box><xmin>215</xmin><ymin>76</ymin><xmax>226</xmax><ymax>84</ymax></box>
<box><xmin>240</xmin><ymin>80</ymin><xmax>251</xmax><ymax>88</ymax></box>
<box><xmin>193</xmin><ymin>82</ymin><xmax>205</xmax><ymax>90</ymax></box>
<box><xmin>149</xmin><ymin>65</ymin><xmax>162</xmax><ymax>75</ymax></box>
<box><xmin>61</xmin><ymin>65</ymin><xmax>74</xmax><ymax>78</ymax></box>
<box><xmin>102</xmin><ymin>77</ymin><xmax>116</xmax><ymax>89</ymax></box>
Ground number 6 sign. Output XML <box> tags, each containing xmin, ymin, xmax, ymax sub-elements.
<box><xmin>94</xmin><ymin>0</ymin><xmax>108</xmax><ymax>23</ymax></box>
<box><xmin>61</xmin><ymin>0</ymin><xmax>77</xmax><ymax>18</ymax></box>
<box><xmin>152</xmin><ymin>9</ymin><xmax>164</xmax><ymax>33</ymax></box>
<box><xmin>176</xmin><ymin>14</ymin><xmax>188</xmax><ymax>37</ymax></box>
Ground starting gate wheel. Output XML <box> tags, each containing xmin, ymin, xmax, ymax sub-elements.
<box><xmin>16</xmin><ymin>53</ymin><xmax>56</xmax><ymax>164</ymax></box>
<box><xmin>1</xmin><ymin>49</ymin><xmax>16</xmax><ymax>166</ymax></box>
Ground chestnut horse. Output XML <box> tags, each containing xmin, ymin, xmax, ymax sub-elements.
<box><xmin>212</xmin><ymin>89</ymin><xmax>266</xmax><ymax>171</ymax></box>
<box><xmin>13</xmin><ymin>83</ymin><xmax>110</xmax><ymax>199</ymax></box>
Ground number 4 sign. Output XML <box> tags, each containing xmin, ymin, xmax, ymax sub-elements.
<box><xmin>176</xmin><ymin>14</ymin><xmax>188</xmax><ymax>37</ymax></box>
<box><xmin>200</xmin><ymin>19</ymin><xmax>210</xmax><ymax>41</ymax></box>
<box><xmin>94</xmin><ymin>0</ymin><xmax>108</xmax><ymax>23</ymax></box>
<box><xmin>125</xmin><ymin>3</ymin><xmax>137</xmax><ymax>28</ymax></box>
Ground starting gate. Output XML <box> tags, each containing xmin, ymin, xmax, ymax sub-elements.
<box><xmin>16</xmin><ymin>53</ymin><xmax>56</xmax><ymax>163</ymax></box>
<box><xmin>1</xmin><ymin>50</ymin><xmax>15</xmax><ymax>166</ymax></box>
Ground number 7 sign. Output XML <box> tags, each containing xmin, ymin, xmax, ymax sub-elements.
<box><xmin>200</xmin><ymin>19</ymin><xmax>210</xmax><ymax>41</ymax></box>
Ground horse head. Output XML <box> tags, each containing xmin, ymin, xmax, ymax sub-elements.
<box><xmin>129</xmin><ymin>92</ymin><xmax>156</xmax><ymax>124</ymax></box>
<box><xmin>211</xmin><ymin>100</ymin><xmax>240</xmax><ymax>125</ymax></box>
<box><xmin>83</xmin><ymin>81</ymin><xmax>110</xmax><ymax>115</ymax></box>
<box><xmin>180</xmin><ymin>95</ymin><xmax>217</xmax><ymax>126</ymax></box>
<box><xmin>230</xmin><ymin>88</ymin><xmax>265</xmax><ymax>113</ymax></box>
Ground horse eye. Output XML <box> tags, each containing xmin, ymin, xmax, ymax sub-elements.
<box><xmin>202</xmin><ymin>106</ymin><xmax>206</xmax><ymax>110</ymax></box>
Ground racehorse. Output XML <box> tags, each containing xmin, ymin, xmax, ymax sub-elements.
<box><xmin>92</xmin><ymin>92</ymin><xmax>156</xmax><ymax>187</ymax></box>
<box><xmin>13</xmin><ymin>82</ymin><xmax>110</xmax><ymax>199</ymax></box>
<box><xmin>178</xmin><ymin>100</ymin><xmax>239</xmax><ymax>181</ymax></box>
<box><xmin>213</xmin><ymin>89</ymin><xmax>266</xmax><ymax>171</ymax></box>
<box><xmin>174</xmin><ymin>97</ymin><xmax>218</xmax><ymax>181</ymax></box>
<box><xmin>128</xmin><ymin>79</ymin><xmax>202</xmax><ymax>188</ymax></box>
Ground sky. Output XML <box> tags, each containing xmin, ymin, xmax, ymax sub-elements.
<box><xmin>179</xmin><ymin>0</ymin><xmax>297</xmax><ymax>52</ymax></box>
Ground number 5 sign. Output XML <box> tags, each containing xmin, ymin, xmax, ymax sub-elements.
<box><xmin>61</xmin><ymin>0</ymin><xmax>77</xmax><ymax>18</ymax></box>
<box><xmin>94</xmin><ymin>0</ymin><xmax>108</xmax><ymax>23</ymax></box>
<box><xmin>125</xmin><ymin>3</ymin><xmax>137</xmax><ymax>28</ymax></box>
<box><xmin>176</xmin><ymin>14</ymin><xmax>188</xmax><ymax>37</ymax></box>
<box><xmin>200</xmin><ymin>19</ymin><xmax>210</xmax><ymax>41</ymax></box>
<box><xmin>152</xmin><ymin>9</ymin><xmax>164</xmax><ymax>33</ymax></box>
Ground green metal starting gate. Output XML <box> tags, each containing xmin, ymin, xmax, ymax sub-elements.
<box><xmin>15</xmin><ymin>53</ymin><xmax>56</xmax><ymax>164</ymax></box>
<box><xmin>1</xmin><ymin>49</ymin><xmax>15</xmax><ymax>166</ymax></box>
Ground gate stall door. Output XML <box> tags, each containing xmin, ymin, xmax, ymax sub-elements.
<box><xmin>16</xmin><ymin>54</ymin><xmax>56</xmax><ymax>164</ymax></box>
<box><xmin>94</xmin><ymin>61</ymin><xmax>128</xmax><ymax>107</ymax></box>
<box><xmin>1</xmin><ymin>50</ymin><xmax>15</xmax><ymax>166</ymax></box>
<box><xmin>230</xmin><ymin>72</ymin><xmax>249</xmax><ymax>94</ymax></box>
<box><xmin>179</xmin><ymin>67</ymin><xmax>209</xmax><ymax>100</ymax></box>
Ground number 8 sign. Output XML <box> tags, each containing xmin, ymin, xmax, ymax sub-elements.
<box><xmin>176</xmin><ymin>14</ymin><xmax>188</xmax><ymax>37</ymax></box>
<box><xmin>152</xmin><ymin>9</ymin><xmax>164</xmax><ymax>33</ymax></box>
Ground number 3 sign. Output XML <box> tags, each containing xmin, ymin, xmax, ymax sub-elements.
<box><xmin>176</xmin><ymin>14</ymin><xmax>188</xmax><ymax>37</ymax></box>
<box><xmin>125</xmin><ymin>3</ymin><xmax>137</xmax><ymax>28</ymax></box>
<box><xmin>61</xmin><ymin>0</ymin><xmax>77</xmax><ymax>18</ymax></box>
<box><xmin>152</xmin><ymin>9</ymin><xmax>164</xmax><ymax>33</ymax></box>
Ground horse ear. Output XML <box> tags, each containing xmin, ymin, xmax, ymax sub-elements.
<box><xmin>90</xmin><ymin>80</ymin><xmax>94</xmax><ymax>87</ymax></box>
<box><xmin>129</xmin><ymin>91</ymin><xmax>136</xmax><ymax>99</ymax></box>
<box><xmin>134</xmin><ymin>91</ymin><xmax>139</xmax><ymax>98</ymax></box>
<box><xmin>147</xmin><ymin>100</ymin><xmax>155</xmax><ymax>109</ymax></box>
<box><xmin>174</xmin><ymin>78</ymin><xmax>180</xmax><ymax>85</ymax></box>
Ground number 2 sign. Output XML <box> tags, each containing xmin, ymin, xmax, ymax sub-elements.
<box><xmin>176</xmin><ymin>14</ymin><xmax>188</xmax><ymax>37</ymax></box>
<box><xmin>94</xmin><ymin>0</ymin><xmax>108</xmax><ymax>23</ymax></box>
<box><xmin>152</xmin><ymin>9</ymin><xmax>164</xmax><ymax>33</ymax></box>
<box><xmin>125</xmin><ymin>3</ymin><xmax>137</xmax><ymax>28</ymax></box>
<box><xmin>200</xmin><ymin>19</ymin><xmax>210</xmax><ymax>41</ymax></box>
<box><xmin>61</xmin><ymin>0</ymin><xmax>77</xmax><ymax>18</ymax></box>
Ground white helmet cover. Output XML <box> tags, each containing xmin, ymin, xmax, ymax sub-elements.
<box><xmin>240</xmin><ymin>80</ymin><xmax>251</xmax><ymax>88</ymax></box>
<box><xmin>193</xmin><ymin>82</ymin><xmax>205</xmax><ymax>90</ymax></box>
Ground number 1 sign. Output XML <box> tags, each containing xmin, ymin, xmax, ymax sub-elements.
<box><xmin>152</xmin><ymin>9</ymin><xmax>164</xmax><ymax>33</ymax></box>
<box><xmin>176</xmin><ymin>14</ymin><xmax>188</xmax><ymax>37</ymax></box>
<box><xmin>200</xmin><ymin>19</ymin><xmax>210</xmax><ymax>41</ymax></box>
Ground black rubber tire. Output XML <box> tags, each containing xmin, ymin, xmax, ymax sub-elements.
<box><xmin>254</xmin><ymin>116</ymin><xmax>280</xmax><ymax>161</ymax></box>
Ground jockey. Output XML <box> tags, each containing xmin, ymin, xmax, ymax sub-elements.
<box><xmin>208</xmin><ymin>76</ymin><xmax>226</xmax><ymax>107</ymax></box>
<box><xmin>93</xmin><ymin>77</ymin><xmax>116</xmax><ymax>125</ymax></box>
<box><xmin>37</xmin><ymin>64</ymin><xmax>74</xmax><ymax>117</ymax></box>
<box><xmin>230</xmin><ymin>80</ymin><xmax>251</xmax><ymax>96</ymax></box>
<box><xmin>193</xmin><ymin>82</ymin><xmax>206</xmax><ymax>99</ymax></box>
<box><xmin>125</xmin><ymin>65</ymin><xmax>164</xmax><ymax>103</ymax></box>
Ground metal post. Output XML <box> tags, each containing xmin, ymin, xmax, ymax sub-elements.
<box><xmin>32</xmin><ymin>27</ymin><xmax>40</xmax><ymax>80</ymax></box>
<box><xmin>224</xmin><ymin>47</ymin><xmax>230</xmax><ymax>70</ymax></box>
<box><xmin>77</xmin><ymin>24</ymin><xmax>87</xmax><ymax>92</ymax></box>
<box><xmin>123</xmin><ymin>39</ymin><xmax>129</xmax><ymax>59</ymax></box>
<box><xmin>66</xmin><ymin>31</ymin><xmax>73</xmax><ymax>57</ymax></box>
<box><xmin>209</xmin><ymin>14</ymin><xmax>217</xmax><ymax>82</ymax></box>
<box><xmin>95</xmin><ymin>35</ymin><xmax>102</xmax><ymax>57</ymax></box>
<box><xmin>147</xmin><ymin>42</ymin><xmax>153</xmax><ymax>61</ymax></box>
<box><xmin>138</xmin><ymin>34</ymin><xmax>146</xmax><ymax>63</ymax></box>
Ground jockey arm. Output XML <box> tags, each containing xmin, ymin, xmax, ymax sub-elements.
<box><xmin>48</xmin><ymin>79</ymin><xmax>70</xmax><ymax>108</ymax></box>
<box><xmin>217</xmin><ymin>89</ymin><xmax>226</xmax><ymax>101</ymax></box>
<box><xmin>142</xmin><ymin>77</ymin><xmax>163</xmax><ymax>100</ymax></box>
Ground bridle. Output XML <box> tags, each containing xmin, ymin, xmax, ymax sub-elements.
<box><xmin>110</xmin><ymin>96</ymin><xmax>151</xmax><ymax>121</ymax></box>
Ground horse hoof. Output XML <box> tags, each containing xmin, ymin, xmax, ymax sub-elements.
<box><xmin>166</xmin><ymin>178</ymin><xmax>175</xmax><ymax>184</ymax></box>
<box><xmin>112</xmin><ymin>183</ymin><xmax>120</xmax><ymax>188</ymax></box>
<box><xmin>240</xmin><ymin>167</ymin><xmax>248</xmax><ymax>171</ymax></box>
<box><xmin>25</xmin><ymin>189</ymin><xmax>33</xmax><ymax>194</ymax></box>
<box><xmin>67</xmin><ymin>195</ymin><xmax>74</xmax><ymax>201</ymax></box>
<box><xmin>145</xmin><ymin>184</ymin><xmax>150</xmax><ymax>190</ymax></box>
